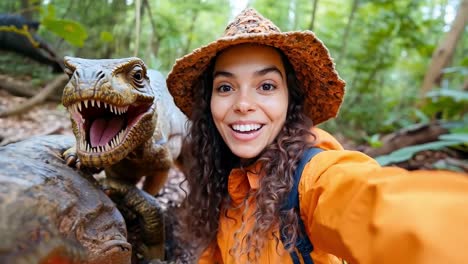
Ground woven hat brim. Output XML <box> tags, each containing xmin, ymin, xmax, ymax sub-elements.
<box><xmin>167</xmin><ymin>31</ymin><xmax>345</xmax><ymax>125</ymax></box>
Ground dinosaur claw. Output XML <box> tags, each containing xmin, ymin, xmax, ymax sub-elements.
<box><xmin>63</xmin><ymin>147</ymin><xmax>80</xmax><ymax>168</ymax></box>
<box><xmin>75</xmin><ymin>161</ymin><xmax>82</xmax><ymax>170</ymax></box>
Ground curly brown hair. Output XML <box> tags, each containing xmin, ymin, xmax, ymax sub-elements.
<box><xmin>173</xmin><ymin>48</ymin><xmax>318</xmax><ymax>263</ymax></box>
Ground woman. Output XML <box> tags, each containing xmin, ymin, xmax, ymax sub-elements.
<box><xmin>166</xmin><ymin>8</ymin><xmax>468</xmax><ymax>264</ymax></box>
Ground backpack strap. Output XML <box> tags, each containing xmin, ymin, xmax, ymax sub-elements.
<box><xmin>281</xmin><ymin>147</ymin><xmax>323</xmax><ymax>264</ymax></box>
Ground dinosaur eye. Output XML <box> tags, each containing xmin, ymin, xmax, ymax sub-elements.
<box><xmin>131</xmin><ymin>65</ymin><xmax>145</xmax><ymax>88</ymax></box>
<box><xmin>133</xmin><ymin>71</ymin><xmax>143</xmax><ymax>81</ymax></box>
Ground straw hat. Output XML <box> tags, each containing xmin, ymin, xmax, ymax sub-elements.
<box><xmin>167</xmin><ymin>8</ymin><xmax>345</xmax><ymax>125</ymax></box>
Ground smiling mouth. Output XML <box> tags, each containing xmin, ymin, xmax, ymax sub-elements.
<box><xmin>230</xmin><ymin>124</ymin><xmax>263</xmax><ymax>133</ymax></box>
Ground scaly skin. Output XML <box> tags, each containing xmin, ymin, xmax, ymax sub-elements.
<box><xmin>62</xmin><ymin>56</ymin><xmax>187</xmax><ymax>195</ymax></box>
<box><xmin>62</xmin><ymin>57</ymin><xmax>188</xmax><ymax>261</ymax></box>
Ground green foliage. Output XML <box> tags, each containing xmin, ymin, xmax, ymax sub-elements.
<box><xmin>99</xmin><ymin>31</ymin><xmax>114</xmax><ymax>43</ymax></box>
<box><xmin>366</xmin><ymin>134</ymin><xmax>383</xmax><ymax>148</ymax></box>
<box><xmin>423</xmin><ymin>66</ymin><xmax>468</xmax><ymax>121</ymax></box>
<box><xmin>0</xmin><ymin>51</ymin><xmax>56</xmax><ymax>81</ymax></box>
<box><xmin>41</xmin><ymin>17</ymin><xmax>87</xmax><ymax>47</ymax></box>
<box><xmin>40</xmin><ymin>5</ymin><xmax>88</xmax><ymax>47</ymax></box>
<box><xmin>375</xmin><ymin>134</ymin><xmax>467</xmax><ymax>166</ymax></box>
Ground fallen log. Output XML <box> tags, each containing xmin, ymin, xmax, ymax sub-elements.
<box><xmin>363</xmin><ymin>122</ymin><xmax>449</xmax><ymax>157</ymax></box>
<box><xmin>0</xmin><ymin>74</ymin><xmax>67</xmax><ymax>117</ymax></box>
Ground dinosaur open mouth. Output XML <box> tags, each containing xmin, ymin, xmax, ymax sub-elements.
<box><xmin>68</xmin><ymin>99</ymin><xmax>152</xmax><ymax>153</ymax></box>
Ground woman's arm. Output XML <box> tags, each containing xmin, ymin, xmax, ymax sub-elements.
<box><xmin>299</xmin><ymin>150</ymin><xmax>468</xmax><ymax>264</ymax></box>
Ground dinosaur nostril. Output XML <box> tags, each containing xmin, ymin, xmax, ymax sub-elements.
<box><xmin>95</xmin><ymin>70</ymin><xmax>106</xmax><ymax>82</ymax></box>
<box><xmin>98</xmin><ymin>71</ymin><xmax>104</xmax><ymax>78</ymax></box>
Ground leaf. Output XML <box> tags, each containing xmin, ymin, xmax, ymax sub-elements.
<box><xmin>375</xmin><ymin>140</ymin><xmax>462</xmax><ymax>166</ymax></box>
<box><xmin>426</xmin><ymin>89</ymin><xmax>468</xmax><ymax>102</ymax></box>
<box><xmin>41</xmin><ymin>18</ymin><xmax>88</xmax><ymax>47</ymax></box>
<box><xmin>367</xmin><ymin>134</ymin><xmax>383</xmax><ymax>148</ymax></box>
<box><xmin>441</xmin><ymin>66</ymin><xmax>468</xmax><ymax>75</ymax></box>
<box><xmin>100</xmin><ymin>31</ymin><xmax>114</xmax><ymax>42</ymax></box>
<box><xmin>439</xmin><ymin>133</ymin><xmax>468</xmax><ymax>143</ymax></box>
<box><xmin>45</xmin><ymin>4</ymin><xmax>56</xmax><ymax>19</ymax></box>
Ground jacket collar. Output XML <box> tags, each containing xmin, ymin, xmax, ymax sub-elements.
<box><xmin>227</xmin><ymin>162</ymin><xmax>263</xmax><ymax>205</ymax></box>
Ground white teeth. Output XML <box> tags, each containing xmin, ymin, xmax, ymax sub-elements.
<box><xmin>70</xmin><ymin>100</ymin><xmax>129</xmax><ymax>115</ymax></box>
<box><xmin>81</xmin><ymin>130</ymin><xmax>125</xmax><ymax>153</ymax></box>
<box><xmin>232</xmin><ymin>124</ymin><xmax>262</xmax><ymax>132</ymax></box>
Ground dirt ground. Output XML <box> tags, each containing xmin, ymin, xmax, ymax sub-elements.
<box><xmin>0</xmin><ymin>89</ymin><xmax>72</xmax><ymax>146</ymax></box>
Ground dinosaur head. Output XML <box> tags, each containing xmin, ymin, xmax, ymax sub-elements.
<box><xmin>62</xmin><ymin>57</ymin><xmax>156</xmax><ymax>168</ymax></box>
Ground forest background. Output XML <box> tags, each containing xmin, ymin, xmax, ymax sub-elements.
<box><xmin>0</xmin><ymin>0</ymin><xmax>467</xmax><ymax>170</ymax></box>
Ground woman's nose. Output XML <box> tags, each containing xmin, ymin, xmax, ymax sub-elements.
<box><xmin>233</xmin><ymin>91</ymin><xmax>255</xmax><ymax>113</ymax></box>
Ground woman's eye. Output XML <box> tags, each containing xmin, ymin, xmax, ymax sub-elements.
<box><xmin>217</xmin><ymin>84</ymin><xmax>232</xmax><ymax>93</ymax></box>
<box><xmin>260</xmin><ymin>83</ymin><xmax>276</xmax><ymax>91</ymax></box>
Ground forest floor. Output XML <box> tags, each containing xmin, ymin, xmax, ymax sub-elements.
<box><xmin>0</xmin><ymin>89</ymin><xmax>72</xmax><ymax>146</ymax></box>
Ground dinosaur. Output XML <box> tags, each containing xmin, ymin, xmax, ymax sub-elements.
<box><xmin>61</xmin><ymin>56</ymin><xmax>188</xmax><ymax>196</ymax></box>
<box><xmin>61</xmin><ymin>56</ymin><xmax>188</xmax><ymax>261</ymax></box>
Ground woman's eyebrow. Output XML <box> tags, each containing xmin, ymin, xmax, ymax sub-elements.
<box><xmin>254</xmin><ymin>66</ymin><xmax>284</xmax><ymax>79</ymax></box>
<box><xmin>213</xmin><ymin>66</ymin><xmax>284</xmax><ymax>79</ymax></box>
<box><xmin>213</xmin><ymin>70</ymin><xmax>234</xmax><ymax>79</ymax></box>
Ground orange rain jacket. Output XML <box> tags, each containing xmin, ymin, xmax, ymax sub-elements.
<box><xmin>199</xmin><ymin>128</ymin><xmax>468</xmax><ymax>264</ymax></box>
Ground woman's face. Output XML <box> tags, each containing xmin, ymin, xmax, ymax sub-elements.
<box><xmin>211</xmin><ymin>44</ymin><xmax>289</xmax><ymax>159</ymax></box>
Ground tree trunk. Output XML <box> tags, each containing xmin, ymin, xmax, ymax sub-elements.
<box><xmin>134</xmin><ymin>0</ymin><xmax>142</xmax><ymax>57</ymax></box>
<box><xmin>143</xmin><ymin>0</ymin><xmax>160</xmax><ymax>57</ymax></box>
<box><xmin>363</xmin><ymin>122</ymin><xmax>449</xmax><ymax>157</ymax></box>
<box><xmin>20</xmin><ymin>0</ymin><xmax>34</xmax><ymax>21</ymax></box>
<box><xmin>308</xmin><ymin>0</ymin><xmax>319</xmax><ymax>31</ymax></box>
<box><xmin>183</xmin><ymin>3</ymin><xmax>201</xmax><ymax>56</ymax></box>
<box><xmin>336</xmin><ymin>0</ymin><xmax>359</xmax><ymax>65</ymax></box>
<box><xmin>419</xmin><ymin>0</ymin><xmax>468</xmax><ymax>98</ymax></box>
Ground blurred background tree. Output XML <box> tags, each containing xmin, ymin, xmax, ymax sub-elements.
<box><xmin>0</xmin><ymin>0</ymin><xmax>466</xmax><ymax>169</ymax></box>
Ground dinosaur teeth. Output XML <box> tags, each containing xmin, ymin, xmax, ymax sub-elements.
<box><xmin>117</xmin><ymin>130</ymin><xmax>124</xmax><ymax>144</ymax></box>
<box><xmin>70</xmin><ymin>100</ymin><xmax>129</xmax><ymax>115</ymax></box>
<box><xmin>80</xmin><ymin>130</ymin><xmax>125</xmax><ymax>153</ymax></box>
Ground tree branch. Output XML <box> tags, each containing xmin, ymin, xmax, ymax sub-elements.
<box><xmin>0</xmin><ymin>74</ymin><xmax>68</xmax><ymax>118</ymax></box>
